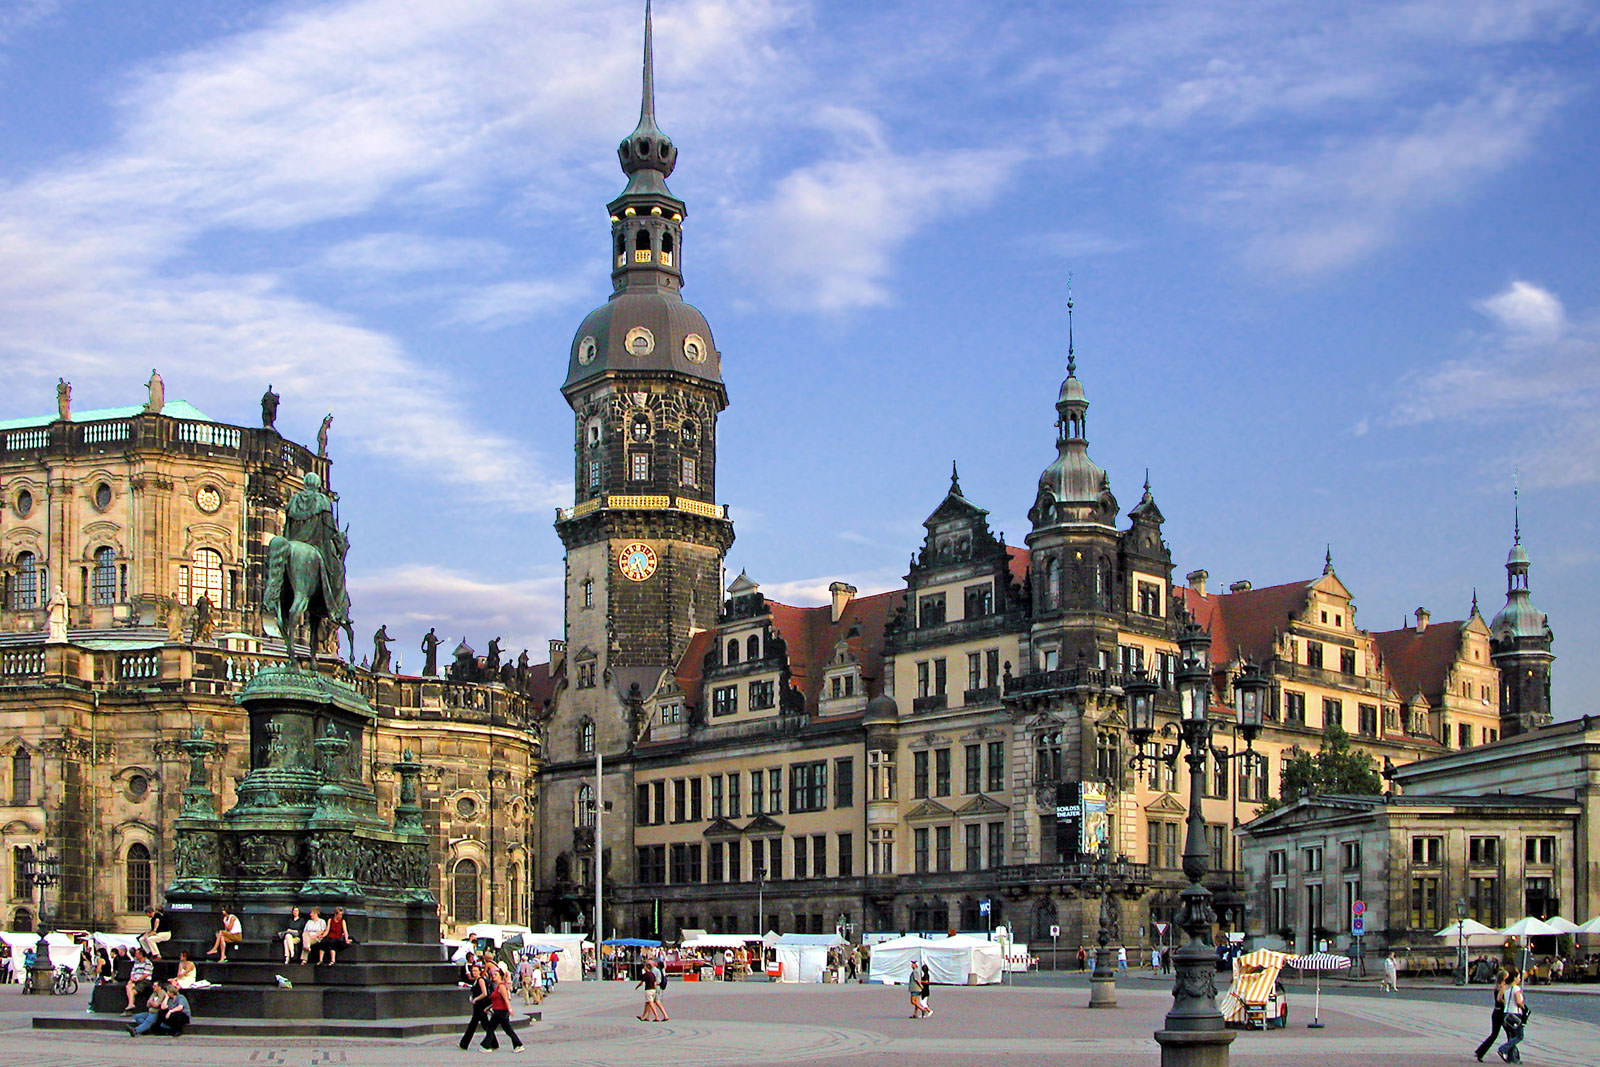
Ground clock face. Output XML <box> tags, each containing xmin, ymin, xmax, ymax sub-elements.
<box><xmin>195</xmin><ymin>486</ymin><xmax>222</xmax><ymax>513</ymax></box>
<box><xmin>577</xmin><ymin>336</ymin><xmax>598</xmax><ymax>365</ymax></box>
<box><xmin>618</xmin><ymin>541</ymin><xmax>658</xmax><ymax>582</ymax></box>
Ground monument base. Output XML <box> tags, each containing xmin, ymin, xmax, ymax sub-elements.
<box><xmin>1155</xmin><ymin>1027</ymin><xmax>1236</xmax><ymax>1067</ymax></box>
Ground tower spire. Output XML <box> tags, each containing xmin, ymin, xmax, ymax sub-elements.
<box><xmin>950</xmin><ymin>460</ymin><xmax>962</xmax><ymax>496</ymax></box>
<box><xmin>1066</xmin><ymin>273</ymin><xmax>1076</xmax><ymax>378</ymax></box>
<box><xmin>640</xmin><ymin>0</ymin><xmax>657</xmax><ymax>129</ymax></box>
<box><xmin>617</xmin><ymin>0</ymin><xmax>677</xmax><ymax>185</ymax></box>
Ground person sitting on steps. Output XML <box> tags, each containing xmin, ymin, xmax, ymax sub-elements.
<box><xmin>204</xmin><ymin>906</ymin><xmax>242</xmax><ymax>963</ymax></box>
<box><xmin>308</xmin><ymin>905</ymin><xmax>350</xmax><ymax>965</ymax></box>
<box><xmin>298</xmin><ymin>907</ymin><xmax>327</xmax><ymax>965</ymax></box>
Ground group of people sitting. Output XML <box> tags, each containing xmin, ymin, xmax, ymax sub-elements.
<box><xmin>126</xmin><ymin>979</ymin><xmax>192</xmax><ymax>1038</ymax></box>
<box><xmin>273</xmin><ymin>905</ymin><xmax>353</xmax><ymax>966</ymax></box>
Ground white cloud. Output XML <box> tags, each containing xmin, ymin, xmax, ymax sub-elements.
<box><xmin>1477</xmin><ymin>280</ymin><xmax>1567</xmax><ymax>338</ymax></box>
<box><xmin>449</xmin><ymin>278</ymin><xmax>591</xmax><ymax>329</ymax></box>
<box><xmin>1391</xmin><ymin>282</ymin><xmax>1600</xmax><ymax>487</ymax></box>
<box><xmin>729</xmin><ymin>108</ymin><xmax>1019</xmax><ymax>311</ymax></box>
<box><xmin>759</xmin><ymin>571</ymin><xmax>904</xmax><ymax>607</ymax></box>
<box><xmin>319</xmin><ymin>233</ymin><xmax>511</xmax><ymax>275</ymax></box>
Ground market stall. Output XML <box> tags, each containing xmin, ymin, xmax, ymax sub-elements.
<box><xmin>866</xmin><ymin>934</ymin><xmax>1003</xmax><ymax>985</ymax></box>
<box><xmin>681</xmin><ymin>934</ymin><xmax>763</xmax><ymax>979</ymax></box>
<box><xmin>1219</xmin><ymin>948</ymin><xmax>1291</xmax><ymax>1029</ymax></box>
<box><xmin>771</xmin><ymin>933</ymin><xmax>846</xmax><ymax>983</ymax></box>
<box><xmin>0</xmin><ymin>931</ymin><xmax>81</xmax><ymax>983</ymax></box>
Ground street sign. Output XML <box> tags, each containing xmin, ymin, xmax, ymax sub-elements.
<box><xmin>1050</xmin><ymin>924</ymin><xmax>1061</xmax><ymax>939</ymax></box>
<box><xmin>1352</xmin><ymin>915</ymin><xmax>1366</xmax><ymax>937</ymax></box>
<box><xmin>1155</xmin><ymin>922</ymin><xmax>1169</xmax><ymax>937</ymax></box>
<box><xmin>1352</xmin><ymin>900</ymin><xmax>1366</xmax><ymax>916</ymax></box>
<box><xmin>979</xmin><ymin>899</ymin><xmax>991</xmax><ymax>916</ymax></box>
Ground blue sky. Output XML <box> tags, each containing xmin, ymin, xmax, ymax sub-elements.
<box><xmin>0</xmin><ymin>0</ymin><xmax>1595</xmax><ymax>714</ymax></box>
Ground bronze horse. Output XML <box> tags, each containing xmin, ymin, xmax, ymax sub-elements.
<box><xmin>265</xmin><ymin>526</ymin><xmax>354</xmax><ymax>666</ymax></box>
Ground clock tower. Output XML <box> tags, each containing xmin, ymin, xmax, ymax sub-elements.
<box><xmin>550</xmin><ymin>0</ymin><xmax>733</xmax><ymax>768</ymax></box>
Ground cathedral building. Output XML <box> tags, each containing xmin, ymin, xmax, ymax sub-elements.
<box><xmin>0</xmin><ymin>384</ymin><xmax>545</xmax><ymax>935</ymax></box>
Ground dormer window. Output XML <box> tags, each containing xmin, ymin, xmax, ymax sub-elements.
<box><xmin>725</xmin><ymin>639</ymin><xmax>740</xmax><ymax>665</ymax></box>
<box><xmin>746</xmin><ymin>634</ymin><xmax>760</xmax><ymax>660</ymax></box>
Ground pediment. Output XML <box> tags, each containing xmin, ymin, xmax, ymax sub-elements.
<box><xmin>1144</xmin><ymin>793</ymin><xmax>1186</xmax><ymax>815</ymax></box>
<box><xmin>702</xmin><ymin>817</ymin><xmax>743</xmax><ymax>839</ymax></box>
<box><xmin>955</xmin><ymin>794</ymin><xmax>1009</xmax><ymax>816</ymax></box>
<box><xmin>1</xmin><ymin>819</ymin><xmax>39</xmax><ymax>836</ymax></box>
<box><xmin>742</xmin><ymin>814</ymin><xmax>786</xmax><ymax>835</ymax></box>
<box><xmin>905</xmin><ymin>799</ymin><xmax>954</xmax><ymax>821</ymax></box>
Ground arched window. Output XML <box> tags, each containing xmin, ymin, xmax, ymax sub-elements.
<box><xmin>746</xmin><ymin>635</ymin><xmax>760</xmax><ymax>660</ymax></box>
<box><xmin>1035</xmin><ymin>731</ymin><xmax>1061</xmax><ymax>783</ymax></box>
<box><xmin>506</xmin><ymin>864</ymin><xmax>520</xmax><ymax>926</ymax></box>
<box><xmin>189</xmin><ymin>548</ymin><xmax>224</xmax><ymax>605</ymax></box>
<box><xmin>11</xmin><ymin>750</ymin><xmax>30</xmax><ymax>805</ymax></box>
<box><xmin>576</xmin><ymin>784</ymin><xmax>595</xmax><ymax>828</ymax></box>
<box><xmin>125</xmin><ymin>843</ymin><xmax>152</xmax><ymax>912</ymax></box>
<box><xmin>91</xmin><ymin>546</ymin><xmax>117</xmax><ymax>605</ymax></box>
<box><xmin>1044</xmin><ymin>557</ymin><xmax>1060</xmax><ymax>610</ymax></box>
<box><xmin>578</xmin><ymin>719</ymin><xmax>595</xmax><ymax>754</ymax></box>
<box><xmin>9</xmin><ymin>551</ymin><xmax>38</xmax><ymax>610</ymax></box>
<box><xmin>635</xmin><ymin>229</ymin><xmax>651</xmax><ymax>253</ymax></box>
<box><xmin>726</xmin><ymin>639</ymin><xmax>740</xmax><ymax>665</ymax></box>
<box><xmin>452</xmin><ymin>859</ymin><xmax>481</xmax><ymax>924</ymax></box>
<box><xmin>615</xmin><ymin>233</ymin><xmax>625</xmax><ymax>258</ymax></box>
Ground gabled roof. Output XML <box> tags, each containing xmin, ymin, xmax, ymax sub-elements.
<box><xmin>765</xmin><ymin>588</ymin><xmax>906</xmax><ymax>711</ymax></box>
<box><xmin>1176</xmin><ymin>579</ymin><xmax>1314</xmax><ymax>663</ymax></box>
<box><xmin>524</xmin><ymin>661</ymin><xmax>554</xmax><ymax>710</ymax></box>
<box><xmin>1373</xmin><ymin>621</ymin><xmax>1467</xmax><ymax>704</ymax></box>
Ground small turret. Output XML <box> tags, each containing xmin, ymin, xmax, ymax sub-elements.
<box><xmin>1489</xmin><ymin>490</ymin><xmax>1554</xmax><ymax>735</ymax></box>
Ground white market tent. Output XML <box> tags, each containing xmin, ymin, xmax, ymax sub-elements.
<box><xmin>867</xmin><ymin>934</ymin><xmax>1003</xmax><ymax>986</ymax></box>
<box><xmin>772</xmin><ymin>932</ymin><xmax>846</xmax><ymax>983</ymax></box>
<box><xmin>682</xmin><ymin>935</ymin><xmax>762</xmax><ymax>950</ymax></box>
<box><xmin>0</xmin><ymin>932</ymin><xmax>81</xmax><ymax>983</ymax></box>
<box><xmin>464</xmin><ymin>924</ymin><xmax>535</xmax><ymax>946</ymax></box>
<box><xmin>531</xmin><ymin>932</ymin><xmax>591</xmax><ymax>983</ymax></box>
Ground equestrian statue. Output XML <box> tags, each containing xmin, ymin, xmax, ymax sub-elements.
<box><xmin>265</xmin><ymin>471</ymin><xmax>355</xmax><ymax>666</ymax></box>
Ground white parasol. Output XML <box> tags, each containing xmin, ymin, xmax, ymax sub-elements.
<box><xmin>1435</xmin><ymin>919</ymin><xmax>1497</xmax><ymax>939</ymax></box>
<box><xmin>1500</xmin><ymin>917</ymin><xmax>1561</xmax><ymax>972</ymax></box>
<box><xmin>1287</xmin><ymin>952</ymin><xmax>1351</xmax><ymax>1028</ymax></box>
<box><xmin>1542</xmin><ymin>915</ymin><xmax>1581</xmax><ymax>934</ymax></box>
<box><xmin>1573</xmin><ymin>916</ymin><xmax>1600</xmax><ymax>935</ymax></box>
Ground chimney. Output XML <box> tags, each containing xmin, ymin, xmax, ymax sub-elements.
<box><xmin>1414</xmin><ymin>607</ymin><xmax>1430</xmax><ymax>634</ymax></box>
<box><xmin>1229</xmin><ymin>579</ymin><xmax>1253</xmax><ymax>594</ymax></box>
<box><xmin>829</xmin><ymin>581</ymin><xmax>858</xmax><ymax>623</ymax></box>
<box><xmin>1186</xmin><ymin>569</ymin><xmax>1209</xmax><ymax>597</ymax></box>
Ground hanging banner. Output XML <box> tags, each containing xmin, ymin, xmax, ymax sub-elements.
<box><xmin>1055</xmin><ymin>781</ymin><xmax>1110</xmax><ymax>862</ymax></box>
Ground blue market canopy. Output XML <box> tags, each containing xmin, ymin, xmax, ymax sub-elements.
<box><xmin>603</xmin><ymin>938</ymin><xmax>662</xmax><ymax>947</ymax></box>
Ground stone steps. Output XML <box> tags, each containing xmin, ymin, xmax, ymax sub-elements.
<box><xmin>33</xmin><ymin>1010</ymin><xmax>540</xmax><ymax>1039</ymax></box>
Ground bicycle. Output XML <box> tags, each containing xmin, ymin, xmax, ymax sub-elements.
<box><xmin>52</xmin><ymin>966</ymin><xmax>78</xmax><ymax>996</ymax></box>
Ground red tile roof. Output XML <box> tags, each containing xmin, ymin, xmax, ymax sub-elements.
<box><xmin>769</xmin><ymin>589</ymin><xmax>906</xmax><ymax>714</ymax></box>
<box><xmin>523</xmin><ymin>661</ymin><xmax>554</xmax><ymax>711</ymax></box>
<box><xmin>1176</xmin><ymin>579</ymin><xmax>1313</xmax><ymax>663</ymax></box>
<box><xmin>673</xmin><ymin>627</ymin><xmax>716</xmax><ymax>701</ymax></box>
<box><xmin>1006</xmin><ymin>546</ymin><xmax>1031</xmax><ymax>588</ymax></box>
<box><xmin>1372</xmin><ymin>621</ymin><xmax>1465</xmax><ymax>705</ymax></box>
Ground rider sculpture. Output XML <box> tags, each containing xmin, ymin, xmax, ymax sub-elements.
<box><xmin>266</xmin><ymin>471</ymin><xmax>353</xmax><ymax>665</ymax></box>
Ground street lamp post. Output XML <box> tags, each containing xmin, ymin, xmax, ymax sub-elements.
<box><xmin>22</xmin><ymin>850</ymin><xmax>61</xmax><ymax>995</ymax></box>
<box><xmin>755</xmin><ymin>865</ymin><xmax>767</xmax><ymax>936</ymax></box>
<box><xmin>1127</xmin><ymin>618</ymin><xmax>1265</xmax><ymax>1067</ymax></box>
<box><xmin>1085</xmin><ymin>841</ymin><xmax>1141</xmax><ymax>1007</ymax></box>
<box><xmin>1455</xmin><ymin>899</ymin><xmax>1468</xmax><ymax>986</ymax></box>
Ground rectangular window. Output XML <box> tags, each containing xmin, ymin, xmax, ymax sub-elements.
<box><xmin>1411</xmin><ymin>836</ymin><xmax>1442</xmax><ymax>866</ymax></box>
<box><xmin>637</xmin><ymin>845</ymin><xmax>666</xmax><ymax>885</ymax></box>
<box><xmin>1157</xmin><ymin>652</ymin><xmax>1177</xmax><ymax>689</ymax></box>
<box><xmin>1358</xmin><ymin>703</ymin><xmax>1378</xmax><ymax>737</ymax></box>
<box><xmin>1410</xmin><ymin>876</ymin><xmax>1441</xmax><ymax>929</ymax></box>
<box><xmin>1342</xmin><ymin>840</ymin><xmax>1361</xmax><ymax>869</ymax></box>
<box><xmin>1340</xmin><ymin>648</ymin><xmax>1357</xmax><ymax>674</ymax></box>
<box><xmin>913</xmin><ymin>751</ymin><xmax>929</xmax><ymax>799</ymax></box>
<box><xmin>673</xmin><ymin>779</ymin><xmax>687</xmax><ymax>823</ymax></box>
<box><xmin>1525</xmin><ymin>837</ymin><xmax>1555</xmax><ymax>864</ymax></box>
<box><xmin>793</xmin><ymin>835</ymin><xmax>808</xmax><ymax>879</ymax></box>
<box><xmin>834</xmin><ymin>757</ymin><xmax>853</xmax><ymax>808</ymax></box>
<box><xmin>987</xmin><ymin>821</ymin><xmax>1004</xmax><ymax>868</ymax></box>
<box><xmin>728</xmin><ymin>772</ymin><xmax>741</xmax><ymax>818</ymax></box>
<box><xmin>1307</xmin><ymin>642</ymin><xmax>1323</xmax><ymax>669</ymax></box>
<box><xmin>837</xmin><ymin>832</ymin><xmax>853</xmax><ymax>877</ymax></box>
<box><xmin>986</xmin><ymin>648</ymin><xmax>1000</xmax><ymax>687</ymax></box>
<box><xmin>1146</xmin><ymin>819</ymin><xmax>1162</xmax><ymax>868</ymax></box>
<box><xmin>914</xmin><ymin>827</ymin><xmax>930</xmax><ymax>874</ymax></box>
<box><xmin>1469</xmin><ymin>875</ymin><xmax>1501</xmax><ymax>926</ymax></box>
<box><xmin>728</xmin><ymin>841</ymin><xmax>740</xmax><ymax>881</ymax></box>
<box><xmin>1163</xmin><ymin>823</ymin><xmax>1180</xmax><ymax>869</ymax></box>
<box><xmin>1457</xmin><ymin>723</ymin><xmax>1472</xmax><ymax>748</ymax></box>
<box><xmin>934</xmin><ymin>748</ymin><xmax>951</xmax><ymax>796</ymax></box>
<box><xmin>1209</xmin><ymin>823</ymin><xmax>1227</xmax><ymax>872</ymax></box>
<box><xmin>1469</xmin><ymin>837</ymin><xmax>1500</xmax><ymax>865</ymax></box>
<box><xmin>712</xmin><ymin>686</ymin><xmax>737</xmax><ymax>717</ymax></box>
<box><xmin>916</xmin><ymin>661</ymin><xmax>930</xmax><ymax>698</ymax></box>
<box><xmin>630</xmin><ymin>452</ymin><xmax>649</xmax><ymax>481</ymax></box>
<box><xmin>934</xmin><ymin>658</ymin><xmax>947</xmax><ymax>696</ymax></box>
<box><xmin>963</xmin><ymin>582</ymin><xmax>993</xmax><ymax>619</ymax></box>
<box><xmin>1269</xmin><ymin>886</ymin><xmax>1285</xmax><ymax>934</ymax></box>
<box><xmin>651</xmin><ymin>780</ymin><xmax>665</xmax><ymax>827</ymax></box>
<box><xmin>709</xmin><ymin>841</ymin><xmax>724</xmax><ymax>882</ymax></box>
<box><xmin>1285</xmin><ymin>691</ymin><xmax>1306</xmax><ymax>725</ymax></box>
<box><xmin>935</xmin><ymin>826</ymin><xmax>951</xmax><ymax>872</ymax></box>
<box><xmin>749</xmin><ymin>679</ymin><xmax>775</xmax><ymax>710</ymax></box>
<box><xmin>918</xmin><ymin>593</ymin><xmax>946</xmax><ymax>627</ymax></box>
<box><xmin>588</xmin><ymin>460</ymin><xmax>600</xmax><ymax>489</ymax></box>
<box><xmin>1269</xmin><ymin>850</ymin><xmax>1286</xmax><ymax>876</ymax></box>
<box><xmin>1323</xmin><ymin>698</ymin><xmax>1343</xmax><ymax>730</ymax></box>
<box><xmin>813</xmin><ymin>835</ymin><xmax>826</xmax><ymax>879</ymax></box>
<box><xmin>682</xmin><ymin>457</ymin><xmax>697</xmax><ymax>486</ymax></box>
<box><xmin>711</xmin><ymin>775</ymin><xmax>724</xmax><ymax>819</ymax></box>
<box><xmin>868</xmin><ymin>749</ymin><xmax>896</xmax><ymax>801</ymax></box>
<box><xmin>968</xmin><ymin>652</ymin><xmax>982</xmax><ymax>692</ymax></box>
<box><xmin>1119</xmin><ymin>644</ymin><xmax>1145</xmax><ymax>674</ymax></box>
<box><xmin>986</xmin><ymin>741</ymin><xmax>1004</xmax><ymax>793</ymax></box>
<box><xmin>1303</xmin><ymin>846</ymin><xmax>1323</xmax><ymax>872</ymax></box>
<box><xmin>965</xmin><ymin>744</ymin><xmax>981</xmax><ymax>794</ymax></box>
<box><xmin>670</xmin><ymin>843</ymin><xmax>702</xmax><ymax>884</ymax></box>
<box><xmin>965</xmin><ymin>824</ymin><xmax>982</xmax><ymax>870</ymax></box>
<box><xmin>636</xmin><ymin>783</ymin><xmax>650</xmax><ymax>825</ymax></box>
<box><xmin>690</xmin><ymin>777</ymin><xmax>703</xmax><ymax>821</ymax></box>
<box><xmin>1211</xmin><ymin>751</ymin><xmax>1228</xmax><ymax>798</ymax></box>
<box><xmin>1138</xmin><ymin>580</ymin><xmax>1162</xmax><ymax>616</ymax></box>
<box><xmin>767</xmin><ymin>838</ymin><xmax>782</xmax><ymax>881</ymax></box>
<box><xmin>790</xmin><ymin>761</ymin><xmax>828</xmax><ymax>813</ymax></box>
<box><xmin>750</xmin><ymin>770</ymin><xmax>764</xmax><ymax>815</ymax></box>
<box><xmin>768</xmin><ymin>768</ymin><xmax>782</xmax><ymax>814</ymax></box>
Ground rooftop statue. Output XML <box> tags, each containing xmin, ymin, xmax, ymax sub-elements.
<box><xmin>265</xmin><ymin>470</ymin><xmax>354</xmax><ymax>667</ymax></box>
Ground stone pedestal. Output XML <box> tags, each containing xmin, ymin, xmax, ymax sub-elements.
<box><xmin>1155</xmin><ymin>1028</ymin><xmax>1235</xmax><ymax>1067</ymax></box>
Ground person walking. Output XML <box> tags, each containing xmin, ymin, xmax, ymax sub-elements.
<box><xmin>907</xmin><ymin>963</ymin><xmax>927</xmax><ymax>1018</ymax></box>
<box><xmin>458</xmin><ymin>964</ymin><xmax>493</xmax><ymax>1050</ymax></box>
<box><xmin>1076</xmin><ymin>945</ymin><xmax>1088</xmax><ymax>971</ymax></box>
<box><xmin>1116</xmin><ymin>946</ymin><xmax>1128</xmax><ymax>973</ymax></box>
<box><xmin>1497</xmin><ymin>969</ymin><xmax>1529</xmax><ymax>1064</ymax></box>
<box><xmin>920</xmin><ymin>963</ymin><xmax>934</xmax><ymax>1017</ymax></box>
<box><xmin>1381</xmin><ymin>952</ymin><xmax>1399</xmax><ymax>993</ymax></box>
<box><xmin>1475</xmin><ymin>969</ymin><xmax>1509</xmax><ymax>1062</ymax></box>
<box><xmin>636</xmin><ymin>957</ymin><xmax>665</xmax><ymax>1021</ymax></box>
<box><xmin>478</xmin><ymin>967</ymin><xmax>526</xmax><ymax>1052</ymax></box>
